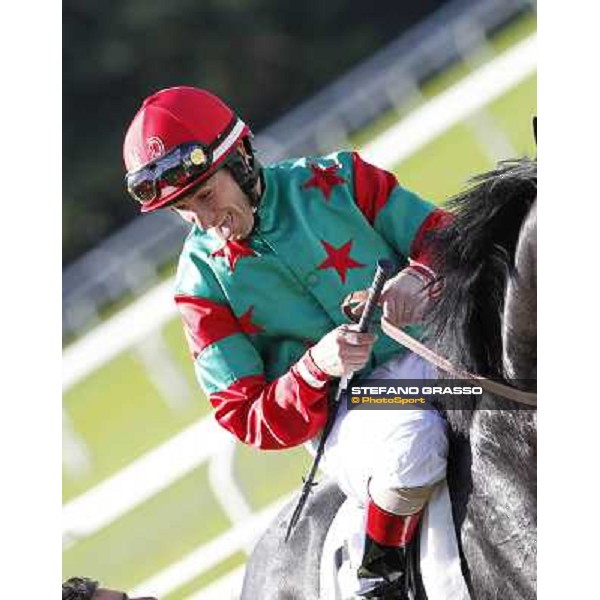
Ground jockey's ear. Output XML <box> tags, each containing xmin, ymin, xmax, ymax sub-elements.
<box><xmin>532</xmin><ymin>116</ymin><xmax>537</xmax><ymax>144</ymax></box>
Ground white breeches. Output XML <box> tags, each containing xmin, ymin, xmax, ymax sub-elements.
<box><xmin>314</xmin><ymin>352</ymin><xmax>448</xmax><ymax>506</ymax></box>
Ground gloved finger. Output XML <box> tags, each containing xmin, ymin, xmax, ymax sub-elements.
<box><xmin>341</xmin><ymin>354</ymin><xmax>368</xmax><ymax>369</ymax></box>
<box><xmin>342</xmin><ymin>323</ymin><xmax>378</xmax><ymax>337</ymax></box>
<box><xmin>378</xmin><ymin>278</ymin><xmax>398</xmax><ymax>304</ymax></box>
<box><xmin>382</xmin><ymin>299</ymin><xmax>392</xmax><ymax>322</ymax></box>
<box><xmin>390</xmin><ymin>297</ymin><xmax>411</xmax><ymax>327</ymax></box>
<box><xmin>382</xmin><ymin>297</ymin><xmax>400</xmax><ymax>323</ymax></box>
<box><xmin>350</xmin><ymin>301</ymin><xmax>366</xmax><ymax>319</ymax></box>
<box><xmin>341</xmin><ymin>330</ymin><xmax>378</xmax><ymax>346</ymax></box>
<box><xmin>342</xmin><ymin>344</ymin><xmax>375</xmax><ymax>361</ymax></box>
<box><xmin>342</xmin><ymin>357</ymin><xmax>369</xmax><ymax>375</ymax></box>
<box><xmin>401</xmin><ymin>301</ymin><xmax>413</xmax><ymax>324</ymax></box>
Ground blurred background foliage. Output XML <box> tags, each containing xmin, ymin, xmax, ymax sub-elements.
<box><xmin>63</xmin><ymin>0</ymin><xmax>450</xmax><ymax>266</ymax></box>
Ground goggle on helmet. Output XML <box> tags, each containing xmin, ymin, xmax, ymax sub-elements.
<box><xmin>123</xmin><ymin>86</ymin><xmax>250</xmax><ymax>212</ymax></box>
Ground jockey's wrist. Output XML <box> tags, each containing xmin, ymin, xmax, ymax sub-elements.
<box><xmin>407</xmin><ymin>260</ymin><xmax>436</xmax><ymax>282</ymax></box>
<box><xmin>407</xmin><ymin>260</ymin><xmax>443</xmax><ymax>300</ymax></box>
<box><xmin>295</xmin><ymin>349</ymin><xmax>332</xmax><ymax>388</ymax></box>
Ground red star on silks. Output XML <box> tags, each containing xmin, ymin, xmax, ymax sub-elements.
<box><xmin>210</xmin><ymin>240</ymin><xmax>256</xmax><ymax>273</ymax></box>
<box><xmin>238</xmin><ymin>306</ymin><xmax>264</xmax><ymax>335</ymax></box>
<box><xmin>301</xmin><ymin>164</ymin><xmax>347</xmax><ymax>200</ymax></box>
<box><xmin>317</xmin><ymin>239</ymin><xmax>366</xmax><ymax>284</ymax></box>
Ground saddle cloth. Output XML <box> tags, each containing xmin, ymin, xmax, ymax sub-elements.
<box><xmin>319</xmin><ymin>480</ymin><xmax>470</xmax><ymax>600</ymax></box>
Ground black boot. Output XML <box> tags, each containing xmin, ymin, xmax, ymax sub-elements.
<box><xmin>356</xmin><ymin>498</ymin><xmax>424</xmax><ymax>599</ymax></box>
<box><xmin>356</xmin><ymin>534</ymin><xmax>408</xmax><ymax>598</ymax></box>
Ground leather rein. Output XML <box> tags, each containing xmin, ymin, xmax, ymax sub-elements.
<box><xmin>380</xmin><ymin>317</ymin><xmax>537</xmax><ymax>407</ymax></box>
<box><xmin>342</xmin><ymin>292</ymin><xmax>537</xmax><ymax>408</ymax></box>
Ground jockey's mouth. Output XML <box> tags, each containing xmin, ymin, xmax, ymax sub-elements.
<box><xmin>215</xmin><ymin>212</ymin><xmax>235</xmax><ymax>241</ymax></box>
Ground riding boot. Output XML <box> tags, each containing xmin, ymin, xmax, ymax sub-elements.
<box><xmin>355</xmin><ymin>498</ymin><xmax>423</xmax><ymax>599</ymax></box>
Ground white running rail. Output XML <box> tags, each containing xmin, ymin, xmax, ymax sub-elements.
<box><xmin>361</xmin><ymin>34</ymin><xmax>535</xmax><ymax>167</ymax></box>
<box><xmin>128</xmin><ymin>493</ymin><xmax>293</xmax><ymax>598</ymax></box>
<box><xmin>63</xmin><ymin>278</ymin><xmax>175</xmax><ymax>391</ymax></box>
<box><xmin>186</xmin><ymin>566</ymin><xmax>246</xmax><ymax>600</ymax></box>
<box><xmin>63</xmin><ymin>416</ymin><xmax>231</xmax><ymax>543</ymax></box>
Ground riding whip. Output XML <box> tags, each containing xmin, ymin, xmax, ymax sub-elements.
<box><xmin>285</xmin><ymin>258</ymin><xmax>394</xmax><ymax>542</ymax></box>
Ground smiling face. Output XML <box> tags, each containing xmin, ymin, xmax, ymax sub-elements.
<box><xmin>170</xmin><ymin>168</ymin><xmax>256</xmax><ymax>242</ymax></box>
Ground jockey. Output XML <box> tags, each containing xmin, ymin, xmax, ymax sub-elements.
<box><xmin>123</xmin><ymin>86</ymin><xmax>449</xmax><ymax>598</ymax></box>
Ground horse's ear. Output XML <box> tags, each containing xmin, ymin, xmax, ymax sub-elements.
<box><xmin>532</xmin><ymin>116</ymin><xmax>537</xmax><ymax>144</ymax></box>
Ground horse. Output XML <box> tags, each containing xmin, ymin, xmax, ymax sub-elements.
<box><xmin>240</xmin><ymin>156</ymin><xmax>537</xmax><ymax>600</ymax></box>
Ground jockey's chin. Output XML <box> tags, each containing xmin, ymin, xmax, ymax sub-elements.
<box><xmin>211</xmin><ymin>208</ymin><xmax>254</xmax><ymax>242</ymax></box>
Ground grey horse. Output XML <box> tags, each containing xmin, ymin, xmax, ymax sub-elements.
<box><xmin>241</xmin><ymin>157</ymin><xmax>537</xmax><ymax>600</ymax></box>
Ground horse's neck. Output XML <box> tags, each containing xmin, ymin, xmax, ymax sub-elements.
<box><xmin>431</xmin><ymin>159</ymin><xmax>537</xmax><ymax>599</ymax></box>
<box><xmin>502</xmin><ymin>202</ymin><xmax>537</xmax><ymax>382</ymax></box>
<box><xmin>461</xmin><ymin>407</ymin><xmax>537</xmax><ymax>600</ymax></box>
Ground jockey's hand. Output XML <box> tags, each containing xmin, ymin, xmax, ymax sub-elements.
<box><xmin>310</xmin><ymin>324</ymin><xmax>377</xmax><ymax>378</ymax></box>
<box><xmin>379</xmin><ymin>263</ymin><xmax>441</xmax><ymax>327</ymax></box>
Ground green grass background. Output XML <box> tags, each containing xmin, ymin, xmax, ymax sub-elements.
<box><xmin>63</xmin><ymin>13</ymin><xmax>536</xmax><ymax>598</ymax></box>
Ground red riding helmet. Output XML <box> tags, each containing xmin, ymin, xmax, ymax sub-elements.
<box><xmin>123</xmin><ymin>86</ymin><xmax>252</xmax><ymax>213</ymax></box>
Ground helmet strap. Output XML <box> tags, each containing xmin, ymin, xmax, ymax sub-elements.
<box><xmin>224</xmin><ymin>138</ymin><xmax>263</xmax><ymax>209</ymax></box>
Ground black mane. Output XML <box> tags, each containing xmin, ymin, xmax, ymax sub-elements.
<box><xmin>426</xmin><ymin>157</ymin><xmax>537</xmax><ymax>378</ymax></box>
<box><xmin>424</xmin><ymin>159</ymin><xmax>537</xmax><ymax>600</ymax></box>
<box><xmin>242</xmin><ymin>157</ymin><xmax>538</xmax><ymax>600</ymax></box>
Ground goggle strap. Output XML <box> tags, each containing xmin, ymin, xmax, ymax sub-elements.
<box><xmin>212</xmin><ymin>117</ymin><xmax>246</xmax><ymax>163</ymax></box>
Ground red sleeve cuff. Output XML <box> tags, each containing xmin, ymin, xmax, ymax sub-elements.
<box><xmin>407</xmin><ymin>260</ymin><xmax>436</xmax><ymax>282</ymax></box>
<box><xmin>294</xmin><ymin>349</ymin><xmax>332</xmax><ymax>388</ymax></box>
<box><xmin>410</xmin><ymin>209</ymin><xmax>453</xmax><ymax>266</ymax></box>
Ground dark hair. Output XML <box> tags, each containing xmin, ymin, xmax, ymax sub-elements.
<box><xmin>62</xmin><ymin>577</ymin><xmax>99</xmax><ymax>600</ymax></box>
